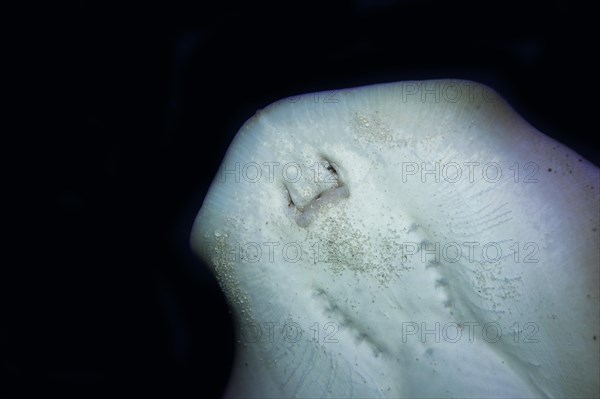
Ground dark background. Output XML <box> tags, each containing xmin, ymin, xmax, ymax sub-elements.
<box><xmin>7</xmin><ymin>0</ymin><xmax>596</xmax><ymax>397</ymax></box>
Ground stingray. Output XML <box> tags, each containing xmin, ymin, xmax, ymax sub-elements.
<box><xmin>191</xmin><ymin>80</ymin><xmax>599</xmax><ymax>398</ymax></box>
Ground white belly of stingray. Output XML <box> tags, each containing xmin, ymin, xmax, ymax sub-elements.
<box><xmin>192</xmin><ymin>80</ymin><xmax>599</xmax><ymax>398</ymax></box>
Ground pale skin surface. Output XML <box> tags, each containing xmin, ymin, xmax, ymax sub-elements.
<box><xmin>192</xmin><ymin>80</ymin><xmax>599</xmax><ymax>398</ymax></box>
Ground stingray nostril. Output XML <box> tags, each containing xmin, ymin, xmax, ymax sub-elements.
<box><xmin>324</xmin><ymin>159</ymin><xmax>337</xmax><ymax>175</ymax></box>
<box><xmin>313</xmin><ymin>157</ymin><xmax>342</xmax><ymax>187</ymax></box>
<box><xmin>285</xmin><ymin>185</ymin><xmax>296</xmax><ymax>208</ymax></box>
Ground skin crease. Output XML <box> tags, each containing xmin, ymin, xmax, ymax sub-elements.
<box><xmin>191</xmin><ymin>80</ymin><xmax>599</xmax><ymax>398</ymax></box>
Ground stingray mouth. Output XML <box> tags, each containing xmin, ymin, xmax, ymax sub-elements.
<box><xmin>282</xmin><ymin>158</ymin><xmax>350</xmax><ymax>227</ymax></box>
